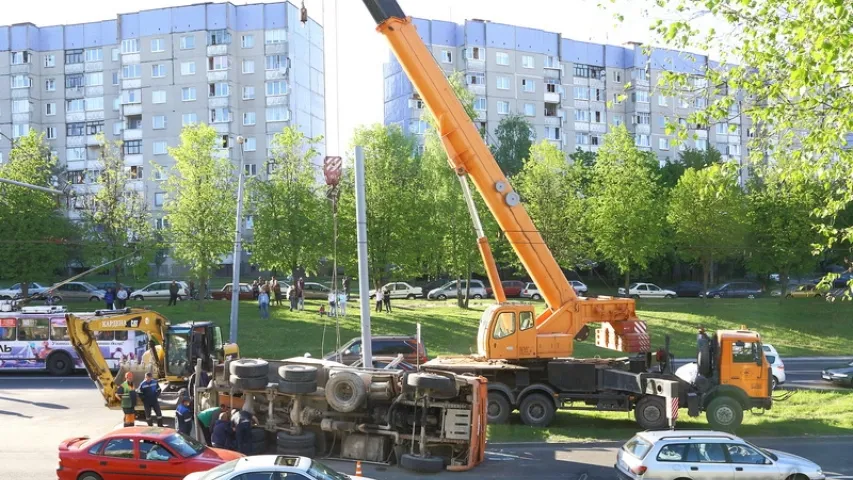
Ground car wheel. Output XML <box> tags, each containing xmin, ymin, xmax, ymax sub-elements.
<box><xmin>51</xmin><ymin>296</ymin><xmax>62</xmax><ymax>304</ymax></box>
<box><xmin>89</xmin><ymin>296</ymin><xmax>99</xmax><ymax>302</ymax></box>
<box><xmin>713</xmin><ymin>294</ymin><xmax>722</xmax><ymax>299</ymax></box>
<box><xmin>785</xmin><ymin>294</ymin><xmax>793</xmax><ymax>298</ymax></box>
<box><xmin>631</xmin><ymin>294</ymin><xmax>640</xmax><ymax>300</ymax></box>
<box><xmin>132</xmin><ymin>295</ymin><xmax>143</xmax><ymax>301</ymax></box>
<box><xmin>531</xmin><ymin>294</ymin><xmax>542</xmax><ymax>300</ymax></box>
<box><xmin>665</xmin><ymin>294</ymin><xmax>674</xmax><ymax>299</ymax></box>
<box><xmin>472</xmin><ymin>294</ymin><xmax>483</xmax><ymax>299</ymax></box>
<box><xmin>772</xmin><ymin>376</ymin><xmax>779</xmax><ymax>390</ymax></box>
<box><xmin>78</xmin><ymin>473</ymin><xmax>104</xmax><ymax>480</ymax></box>
<box><xmin>437</xmin><ymin>294</ymin><xmax>447</xmax><ymax>300</ymax></box>
<box><xmin>407</xmin><ymin>294</ymin><xmax>415</xmax><ymax>299</ymax></box>
<box><xmin>747</xmin><ymin>294</ymin><xmax>756</xmax><ymax>299</ymax></box>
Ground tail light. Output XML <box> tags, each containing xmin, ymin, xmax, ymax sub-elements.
<box><xmin>630</xmin><ymin>465</ymin><xmax>647</xmax><ymax>475</ymax></box>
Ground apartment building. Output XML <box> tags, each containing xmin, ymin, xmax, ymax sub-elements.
<box><xmin>384</xmin><ymin>18</ymin><xmax>751</xmax><ymax>177</ymax></box>
<box><xmin>0</xmin><ymin>2</ymin><xmax>325</xmax><ymax>273</ymax></box>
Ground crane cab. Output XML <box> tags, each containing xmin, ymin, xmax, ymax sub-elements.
<box><xmin>477</xmin><ymin>304</ymin><xmax>538</xmax><ymax>359</ymax></box>
<box><xmin>163</xmin><ymin>322</ymin><xmax>238</xmax><ymax>381</ymax></box>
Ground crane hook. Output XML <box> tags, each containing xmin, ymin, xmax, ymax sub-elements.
<box><xmin>300</xmin><ymin>0</ymin><xmax>308</xmax><ymax>26</ymax></box>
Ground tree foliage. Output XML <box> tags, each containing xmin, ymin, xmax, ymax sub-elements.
<box><xmin>490</xmin><ymin>113</ymin><xmax>534</xmax><ymax>177</ymax></box>
<box><xmin>659</xmin><ymin>146</ymin><xmax>723</xmax><ymax>189</ymax></box>
<box><xmin>162</xmin><ymin>124</ymin><xmax>235</xmax><ymax>301</ymax></box>
<box><xmin>587</xmin><ymin>125</ymin><xmax>666</xmax><ymax>286</ymax></box>
<box><xmin>248</xmin><ymin>126</ymin><xmax>328</xmax><ymax>277</ymax></box>
<box><xmin>0</xmin><ymin>131</ymin><xmax>75</xmax><ymax>297</ymax></box>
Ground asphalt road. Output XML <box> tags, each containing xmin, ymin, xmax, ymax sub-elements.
<box><xmin>671</xmin><ymin>356</ymin><xmax>853</xmax><ymax>391</ymax></box>
<box><xmin>2</xmin><ymin>374</ymin><xmax>853</xmax><ymax>480</ymax></box>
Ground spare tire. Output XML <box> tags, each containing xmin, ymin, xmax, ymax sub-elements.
<box><xmin>229</xmin><ymin>374</ymin><xmax>269</xmax><ymax>391</ymax></box>
<box><xmin>230</xmin><ymin>358</ymin><xmax>269</xmax><ymax>378</ymax></box>
<box><xmin>279</xmin><ymin>365</ymin><xmax>318</xmax><ymax>383</ymax></box>
<box><xmin>406</xmin><ymin>372</ymin><xmax>458</xmax><ymax>398</ymax></box>
<box><xmin>325</xmin><ymin>371</ymin><xmax>367</xmax><ymax>413</ymax></box>
<box><xmin>278</xmin><ymin>379</ymin><xmax>317</xmax><ymax>395</ymax></box>
<box><xmin>276</xmin><ymin>430</ymin><xmax>316</xmax><ymax>448</ymax></box>
<box><xmin>697</xmin><ymin>344</ymin><xmax>712</xmax><ymax>377</ymax></box>
<box><xmin>250</xmin><ymin>427</ymin><xmax>266</xmax><ymax>443</ymax></box>
<box><xmin>400</xmin><ymin>453</ymin><xmax>444</xmax><ymax>473</ymax></box>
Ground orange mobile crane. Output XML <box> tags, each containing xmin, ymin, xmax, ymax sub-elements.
<box><xmin>362</xmin><ymin>0</ymin><xmax>684</xmax><ymax>430</ymax></box>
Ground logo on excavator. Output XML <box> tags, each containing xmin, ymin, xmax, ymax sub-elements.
<box><xmin>101</xmin><ymin>318</ymin><xmax>140</xmax><ymax>328</ymax></box>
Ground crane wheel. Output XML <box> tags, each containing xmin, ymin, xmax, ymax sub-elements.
<box><xmin>519</xmin><ymin>393</ymin><xmax>556</xmax><ymax>427</ymax></box>
<box><xmin>634</xmin><ymin>396</ymin><xmax>668</xmax><ymax>430</ymax></box>
<box><xmin>400</xmin><ymin>453</ymin><xmax>444</xmax><ymax>473</ymax></box>
<box><xmin>487</xmin><ymin>392</ymin><xmax>511</xmax><ymax>424</ymax></box>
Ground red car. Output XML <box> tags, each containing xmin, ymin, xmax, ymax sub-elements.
<box><xmin>211</xmin><ymin>283</ymin><xmax>254</xmax><ymax>301</ymax></box>
<box><xmin>58</xmin><ymin>427</ymin><xmax>243</xmax><ymax>480</ymax></box>
<box><xmin>485</xmin><ymin>280</ymin><xmax>526</xmax><ymax>298</ymax></box>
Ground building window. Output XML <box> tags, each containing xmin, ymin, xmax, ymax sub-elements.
<box><xmin>521</xmin><ymin>79</ymin><xmax>535</xmax><ymax>93</ymax></box>
<box><xmin>659</xmin><ymin>137</ymin><xmax>670</xmax><ymax>150</ymax></box>
<box><xmin>66</xmin><ymin>99</ymin><xmax>84</xmax><ymax>112</ymax></box>
<box><xmin>693</xmin><ymin>76</ymin><xmax>709</xmax><ymax>88</ymax></box>
<box><xmin>152</xmin><ymin>115</ymin><xmax>166</xmax><ymax>130</ymax></box>
<box><xmin>574</xmin><ymin>64</ymin><xmax>604</xmax><ymax>79</ymax></box>
<box><xmin>151</xmin><ymin>64</ymin><xmax>166</xmax><ymax>78</ymax></box>
<box><xmin>112</xmin><ymin>97</ymin><xmax>120</xmax><ymax>111</ymax></box>
<box><xmin>85</xmin><ymin>72</ymin><xmax>103</xmax><ymax>86</ymax></box>
<box><xmin>44</xmin><ymin>54</ymin><xmax>55</xmax><ymax>68</ymax></box>
<box><xmin>182</xmin><ymin>113</ymin><xmax>198</xmax><ymax>126</ymax></box>
<box><xmin>10</xmin><ymin>51</ymin><xmax>31</xmax><ymax>65</ymax></box>
<box><xmin>634</xmin><ymin>113</ymin><xmax>651</xmax><ymax>125</ymax></box>
<box><xmin>154</xmin><ymin>168</ymin><xmax>165</xmax><ymax>181</ymax></box>
<box><xmin>694</xmin><ymin>97</ymin><xmax>708</xmax><ymax>108</ymax></box>
<box><xmin>12</xmin><ymin>124</ymin><xmax>29</xmax><ymax>139</ymax></box>
<box><xmin>45</xmin><ymin>103</ymin><xmax>56</xmax><ymax>116</ymax></box>
<box><xmin>440</xmin><ymin>50</ymin><xmax>453</xmax><ymax>63</ymax></box>
<box><xmin>66</xmin><ymin>147</ymin><xmax>86</xmax><ymax>161</ymax></box>
<box><xmin>66</xmin><ymin>74</ymin><xmax>84</xmax><ymax>88</ymax></box>
<box><xmin>180</xmin><ymin>35</ymin><xmax>195</xmax><ymax>50</ymax></box>
<box><xmin>729</xmin><ymin>144</ymin><xmax>741</xmax><ymax>156</ymax></box>
<box><xmin>241</xmin><ymin>34</ymin><xmax>254</xmax><ymax>48</ymax></box>
<box><xmin>181</xmin><ymin>61</ymin><xmax>196</xmax><ymax>75</ymax></box>
<box><xmin>265</xmin><ymin>55</ymin><xmax>288</xmax><ymax>70</ymax></box>
<box><xmin>121</xmin><ymin>39</ymin><xmax>139</xmax><ymax>54</ymax></box>
<box><xmin>46</xmin><ymin>127</ymin><xmax>57</xmax><ymax>140</ymax></box>
<box><xmin>244</xmin><ymin>164</ymin><xmax>257</xmax><ymax>176</ymax></box>
<box><xmin>146</xmin><ymin>39</ymin><xmax>164</xmax><ymax>54</ymax></box>
<box><xmin>467</xmin><ymin>73</ymin><xmax>485</xmax><ymax>85</ymax></box>
<box><xmin>574</xmin><ymin>109</ymin><xmax>590</xmax><ymax>122</ymax></box>
<box><xmin>243</xmin><ymin>112</ymin><xmax>256</xmax><ymax>126</ymax></box>
<box><xmin>11</xmin><ymin>100</ymin><xmax>29</xmax><ymax>113</ymax></box>
<box><xmin>121</xmin><ymin>89</ymin><xmax>141</xmax><ymax>104</ymax></box>
<box><xmin>154</xmin><ymin>217</ymin><xmax>169</xmax><ymax>229</ymax></box>
<box><xmin>612</xmin><ymin>70</ymin><xmax>622</xmax><ymax>83</ymax></box>
<box><xmin>612</xmin><ymin>93</ymin><xmax>623</xmax><ymax>104</ymax></box>
<box><xmin>242</xmin><ymin>59</ymin><xmax>255</xmax><ymax>74</ymax></box>
<box><xmin>573</xmin><ymin>86</ymin><xmax>590</xmax><ymax>100</ymax></box>
<box><xmin>210</xmin><ymin>108</ymin><xmax>232</xmax><ymax>123</ymax></box>
<box><xmin>265</xmin><ymin>29</ymin><xmax>286</xmax><ymax>44</ymax></box>
<box><xmin>575</xmin><ymin>133</ymin><xmax>590</xmax><ymax>145</ymax></box>
<box><xmin>496</xmin><ymin>76</ymin><xmax>510</xmax><ymax>90</ymax></box>
<box><xmin>208</xmin><ymin>56</ymin><xmax>229</xmax><ymax>71</ymax></box>
<box><xmin>208</xmin><ymin>29</ymin><xmax>231</xmax><ymax>45</ymax></box>
<box><xmin>593</xmin><ymin>111</ymin><xmax>604</xmax><ymax>123</ymax></box>
<box><xmin>112</xmin><ymin>72</ymin><xmax>119</xmax><ymax>85</ymax></box>
<box><xmin>154</xmin><ymin>192</ymin><xmax>165</xmax><ymax>207</ymax></box>
<box><xmin>632</xmin><ymin>90</ymin><xmax>650</xmax><ymax>103</ymax></box>
<box><xmin>658</xmin><ymin>95</ymin><xmax>668</xmax><ymax>106</ymax></box>
<box><xmin>152</xmin><ymin>90</ymin><xmax>167</xmax><ymax>104</ymax></box>
<box><xmin>408</xmin><ymin>120</ymin><xmax>428</xmax><ymax>135</ymax></box>
<box><xmin>209</xmin><ymin>83</ymin><xmax>230</xmax><ymax>98</ymax></box>
<box><xmin>124</xmin><ymin>140</ymin><xmax>142</xmax><ymax>155</ymax></box>
<box><xmin>12</xmin><ymin>75</ymin><xmax>32</xmax><ymax>89</ymax></box>
<box><xmin>545</xmin><ymin>127</ymin><xmax>560</xmax><ymax>141</ymax></box>
<box><xmin>265</xmin><ymin>81</ymin><xmax>288</xmax><ymax>96</ymax></box>
<box><xmin>122</xmin><ymin>64</ymin><xmax>141</xmax><ymax>79</ymax></box>
<box><xmin>631</xmin><ymin>68</ymin><xmax>650</xmax><ymax>82</ymax></box>
<box><xmin>544</xmin><ymin>56</ymin><xmax>560</xmax><ymax>69</ymax></box>
<box><xmin>612</xmin><ymin>114</ymin><xmax>623</xmax><ymax>126</ymax></box>
<box><xmin>67</xmin><ymin>123</ymin><xmax>85</xmax><ymax>136</ymax></box>
<box><xmin>495</xmin><ymin>52</ymin><xmax>509</xmax><ymax>66</ymax></box>
<box><xmin>243</xmin><ymin>86</ymin><xmax>256</xmax><ymax>100</ymax></box>
<box><xmin>521</xmin><ymin>55</ymin><xmax>534</xmax><ymax>68</ymax></box>
<box><xmin>696</xmin><ymin>139</ymin><xmax>708</xmax><ymax>150</ymax></box>
<box><xmin>84</xmin><ymin>97</ymin><xmax>103</xmax><ymax>111</ymax></box>
<box><xmin>113</xmin><ymin>122</ymin><xmax>122</xmax><ymax>135</ymax></box>
<box><xmin>731</xmin><ymin>124</ymin><xmax>741</xmax><ymax>136</ymax></box>
<box><xmin>64</xmin><ymin>49</ymin><xmax>83</xmax><ymax>64</ymax></box>
<box><xmin>86</xmin><ymin>121</ymin><xmax>104</xmax><ymax>135</ymax></box>
<box><xmin>497</xmin><ymin>101</ymin><xmax>510</xmax><ymax>115</ymax></box>
<box><xmin>111</xmin><ymin>48</ymin><xmax>119</xmax><ymax>61</ymax></box>
<box><xmin>473</xmin><ymin>97</ymin><xmax>487</xmax><ymax>112</ymax></box>
<box><xmin>244</xmin><ymin>137</ymin><xmax>257</xmax><ymax>151</ymax></box>
<box><xmin>265</xmin><ymin>106</ymin><xmax>289</xmax><ymax>122</ymax></box>
<box><xmin>524</xmin><ymin>103</ymin><xmax>535</xmax><ymax>116</ymax></box>
<box><xmin>182</xmin><ymin>87</ymin><xmax>196</xmax><ymax>102</ymax></box>
<box><xmin>153</xmin><ymin>141</ymin><xmax>167</xmax><ymax>155</ymax></box>
<box><xmin>635</xmin><ymin>134</ymin><xmax>651</xmax><ymax>147</ymax></box>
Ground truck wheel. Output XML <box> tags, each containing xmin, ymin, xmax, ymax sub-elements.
<box><xmin>276</xmin><ymin>430</ymin><xmax>315</xmax><ymax>448</ymax></box>
<box><xmin>47</xmin><ymin>352</ymin><xmax>74</xmax><ymax>376</ymax></box>
<box><xmin>229</xmin><ymin>358</ymin><xmax>269</xmax><ymax>378</ymax></box>
<box><xmin>706</xmin><ymin>396</ymin><xmax>743</xmax><ymax>432</ymax></box>
<box><xmin>278</xmin><ymin>379</ymin><xmax>317</xmax><ymax>394</ymax></box>
<box><xmin>400</xmin><ymin>453</ymin><xmax>444</xmax><ymax>473</ymax></box>
<box><xmin>250</xmin><ymin>427</ymin><xmax>266</xmax><ymax>443</ymax></box>
<box><xmin>519</xmin><ymin>393</ymin><xmax>555</xmax><ymax>427</ymax></box>
<box><xmin>634</xmin><ymin>396</ymin><xmax>668</xmax><ymax>430</ymax></box>
<box><xmin>279</xmin><ymin>365</ymin><xmax>318</xmax><ymax>382</ymax></box>
<box><xmin>229</xmin><ymin>374</ymin><xmax>269</xmax><ymax>391</ymax></box>
<box><xmin>697</xmin><ymin>344</ymin><xmax>712</xmax><ymax>377</ymax></box>
<box><xmin>487</xmin><ymin>392</ymin><xmax>511</xmax><ymax>424</ymax></box>
<box><xmin>325</xmin><ymin>371</ymin><xmax>367</xmax><ymax>413</ymax></box>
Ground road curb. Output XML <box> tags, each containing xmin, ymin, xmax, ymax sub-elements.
<box><xmin>675</xmin><ymin>357</ymin><xmax>852</xmax><ymax>362</ymax></box>
<box><xmin>487</xmin><ymin>434</ymin><xmax>853</xmax><ymax>448</ymax></box>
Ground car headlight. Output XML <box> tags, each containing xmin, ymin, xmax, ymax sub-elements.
<box><xmin>831</xmin><ymin>373</ymin><xmax>849</xmax><ymax>378</ymax></box>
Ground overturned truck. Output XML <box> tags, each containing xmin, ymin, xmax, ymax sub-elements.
<box><xmin>204</xmin><ymin>356</ymin><xmax>487</xmax><ymax>473</ymax></box>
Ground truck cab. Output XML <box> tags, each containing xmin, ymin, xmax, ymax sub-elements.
<box><xmin>718</xmin><ymin>330</ymin><xmax>772</xmax><ymax>400</ymax></box>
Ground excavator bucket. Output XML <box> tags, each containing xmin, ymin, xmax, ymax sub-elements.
<box><xmin>595</xmin><ymin>321</ymin><xmax>650</xmax><ymax>353</ymax></box>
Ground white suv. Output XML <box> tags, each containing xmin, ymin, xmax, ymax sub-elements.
<box><xmin>763</xmin><ymin>343</ymin><xmax>786</xmax><ymax>390</ymax></box>
<box><xmin>520</xmin><ymin>282</ymin><xmax>541</xmax><ymax>300</ymax></box>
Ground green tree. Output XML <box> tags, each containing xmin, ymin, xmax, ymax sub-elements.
<box><xmin>490</xmin><ymin>113</ymin><xmax>533</xmax><ymax>177</ymax></box>
<box><xmin>659</xmin><ymin>147</ymin><xmax>723</xmax><ymax>189</ymax></box>
<box><xmin>515</xmin><ymin>141</ymin><xmax>590</xmax><ymax>269</ymax></box>
<box><xmin>248</xmin><ymin>127</ymin><xmax>328</xmax><ymax>278</ymax></box>
<box><xmin>0</xmin><ymin>131</ymin><xmax>75</xmax><ymax>298</ymax></box>
<box><xmin>588</xmin><ymin>125</ymin><xmax>666</xmax><ymax>288</ymax></box>
<box><xmin>77</xmin><ymin>136</ymin><xmax>153</xmax><ymax>282</ymax></box>
<box><xmin>162</xmin><ymin>124</ymin><xmax>236</xmax><ymax>303</ymax></box>
<box><xmin>668</xmin><ymin>164</ymin><xmax>748</xmax><ymax>293</ymax></box>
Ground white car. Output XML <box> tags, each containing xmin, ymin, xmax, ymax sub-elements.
<box><xmin>369</xmin><ymin>282</ymin><xmax>423</xmax><ymax>299</ymax></box>
<box><xmin>131</xmin><ymin>281</ymin><xmax>189</xmax><ymax>301</ymax></box>
<box><xmin>520</xmin><ymin>282</ymin><xmax>542</xmax><ymax>300</ymax></box>
<box><xmin>763</xmin><ymin>343</ymin><xmax>786</xmax><ymax>390</ymax></box>
<box><xmin>618</xmin><ymin>282</ymin><xmax>677</xmax><ymax>299</ymax></box>
<box><xmin>0</xmin><ymin>282</ymin><xmax>50</xmax><ymax>299</ymax></box>
<box><xmin>184</xmin><ymin>455</ymin><xmax>377</xmax><ymax>480</ymax></box>
<box><xmin>427</xmin><ymin>279</ymin><xmax>487</xmax><ymax>300</ymax></box>
<box><xmin>570</xmin><ymin>280</ymin><xmax>588</xmax><ymax>295</ymax></box>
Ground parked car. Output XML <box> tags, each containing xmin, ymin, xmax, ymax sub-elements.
<box><xmin>569</xmin><ymin>280</ymin><xmax>588</xmax><ymax>295</ymax></box>
<box><xmin>350</xmin><ymin>355</ymin><xmax>417</xmax><ymax>371</ymax></box>
<box><xmin>132</xmin><ymin>281</ymin><xmax>189</xmax><ymax>301</ymax></box>
<box><xmin>301</xmin><ymin>282</ymin><xmax>331</xmax><ymax>299</ymax></box>
<box><xmin>486</xmin><ymin>280</ymin><xmax>526</xmax><ymax>298</ymax></box>
<box><xmin>618</xmin><ymin>283</ymin><xmax>677</xmax><ymax>299</ymax></box>
<box><xmin>832</xmin><ymin>272</ymin><xmax>853</xmax><ymax>288</ymax></box>
<box><xmin>703</xmin><ymin>282</ymin><xmax>764</xmax><ymax>299</ymax></box>
<box><xmin>426</xmin><ymin>279</ymin><xmax>487</xmax><ymax>300</ymax></box>
<box><xmin>615</xmin><ymin>430</ymin><xmax>824</xmax><ymax>480</ymax></box>
<box><xmin>57</xmin><ymin>427</ymin><xmax>243</xmax><ymax>480</ymax></box>
<box><xmin>822</xmin><ymin>360</ymin><xmax>853</xmax><ymax>387</ymax></box>
<box><xmin>184</xmin><ymin>455</ymin><xmax>378</xmax><ymax>480</ymax></box>
<box><xmin>762</xmin><ymin>343</ymin><xmax>786</xmax><ymax>390</ymax></box>
<box><xmin>785</xmin><ymin>283</ymin><xmax>823</xmax><ymax>299</ymax></box>
<box><xmin>369</xmin><ymin>282</ymin><xmax>423</xmax><ymax>299</ymax></box>
<box><xmin>0</xmin><ymin>282</ymin><xmax>50</xmax><ymax>300</ymax></box>
<box><xmin>48</xmin><ymin>282</ymin><xmax>107</xmax><ymax>302</ymax></box>
<box><xmin>92</xmin><ymin>282</ymin><xmax>135</xmax><ymax>294</ymax></box>
<box><xmin>323</xmin><ymin>335</ymin><xmax>428</xmax><ymax>366</ymax></box>
<box><xmin>520</xmin><ymin>282</ymin><xmax>541</xmax><ymax>300</ymax></box>
<box><xmin>668</xmin><ymin>281</ymin><xmax>704</xmax><ymax>297</ymax></box>
<box><xmin>211</xmin><ymin>283</ymin><xmax>254</xmax><ymax>301</ymax></box>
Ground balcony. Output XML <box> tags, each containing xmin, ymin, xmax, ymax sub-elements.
<box><xmin>635</xmin><ymin>124</ymin><xmax>651</xmax><ymax>135</ymax></box>
<box><xmin>10</xmin><ymin>64</ymin><xmax>30</xmax><ymax>74</ymax></box>
<box><xmin>123</xmin><ymin>129</ymin><xmax>143</xmax><ymax>141</ymax></box>
<box><xmin>574</xmin><ymin>122</ymin><xmax>590</xmax><ymax>132</ymax></box>
<box><xmin>86</xmin><ymin>135</ymin><xmax>101</xmax><ymax>146</ymax></box>
<box><xmin>65</xmin><ymin>86</ymin><xmax>85</xmax><ymax>99</ymax></box>
<box><xmin>465</xmin><ymin>58</ymin><xmax>485</xmax><ymax>72</ymax></box>
<box><xmin>264</xmin><ymin>43</ymin><xmax>287</xmax><ymax>55</ymax></box>
<box><xmin>635</xmin><ymin>102</ymin><xmax>651</xmax><ymax>113</ymax></box>
<box><xmin>207</xmin><ymin>70</ymin><xmax>228</xmax><ymax>82</ymax></box>
<box><xmin>590</xmin><ymin>123</ymin><xmax>607</xmax><ymax>133</ymax></box>
<box><xmin>66</xmin><ymin>135</ymin><xmax>86</xmax><ymax>148</ymax></box>
<box><xmin>544</xmin><ymin>116</ymin><xmax>561</xmax><ymax>126</ymax></box>
<box><xmin>265</xmin><ymin>96</ymin><xmax>288</xmax><ymax>107</ymax></box>
<box><xmin>85</xmin><ymin>86</ymin><xmax>103</xmax><ymax>98</ymax></box>
<box><xmin>11</xmin><ymin>88</ymin><xmax>31</xmax><ymax>99</ymax></box>
<box><xmin>213</xmin><ymin>148</ymin><xmax>231</xmax><ymax>159</ymax></box>
<box><xmin>207</xmin><ymin>44</ymin><xmax>228</xmax><ymax>56</ymax></box>
<box><xmin>121</xmin><ymin>53</ymin><xmax>141</xmax><ymax>65</ymax></box>
<box><xmin>208</xmin><ymin>97</ymin><xmax>230</xmax><ymax>108</ymax></box>
<box><xmin>212</xmin><ymin>123</ymin><xmax>232</xmax><ymax>134</ymax></box>
<box><xmin>265</xmin><ymin>69</ymin><xmax>288</xmax><ymax>81</ymax></box>
<box><xmin>66</xmin><ymin>112</ymin><xmax>86</xmax><ymax>123</ymax></box>
<box><xmin>66</xmin><ymin>160</ymin><xmax>87</xmax><ymax>171</ymax></box>
<box><xmin>544</xmin><ymin>92</ymin><xmax>560</xmax><ymax>103</ymax></box>
<box><xmin>86</xmin><ymin>110</ymin><xmax>105</xmax><ymax>121</ymax></box>
<box><xmin>547</xmin><ymin>138</ymin><xmax>562</xmax><ymax>149</ymax></box>
<box><xmin>64</xmin><ymin>63</ymin><xmax>84</xmax><ymax>74</ymax></box>
<box><xmin>11</xmin><ymin>112</ymin><xmax>31</xmax><ymax>123</ymax></box>
<box><xmin>695</xmin><ymin>129</ymin><xmax>708</xmax><ymax>139</ymax></box>
<box><xmin>122</xmin><ymin>103</ymin><xmax>142</xmax><ymax>116</ymax></box>
<box><xmin>124</xmin><ymin>154</ymin><xmax>143</xmax><ymax>166</ymax></box>
<box><xmin>730</xmin><ymin>115</ymin><xmax>741</xmax><ymax>124</ymax></box>
<box><xmin>468</xmin><ymin>84</ymin><xmax>485</xmax><ymax>95</ymax></box>
<box><xmin>589</xmin><ymin>78</ymin><xmax>605</xmax><ymax>89</ymax></box>
<box><xmin>573</xmin><ymin>100</ymin><xmax>590</xmax><ymax>109</ymax></box>
<box><xmin>122</xmin><ymin>79</ymin><xmax>141</xmax><ymax>89</ymax></box>
<box><xmin>127</xmin><ymin>180</ymin><xmax>144</xmax><ymax>192</ymax></box>
<box><xmin>85</xmin><ymin>62</ymin><xmax>104</xmax><ymax>73</ymax></box>
<box><xmin>544</xmin><ymin>68</ymin><xmax>562</xmax><ymax>80</ymax></box>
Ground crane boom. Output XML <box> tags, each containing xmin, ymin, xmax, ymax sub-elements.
<box><xmin>363</xmin><ymin>0</ymin><xmax>650</xmax><ymax>358</ymax></box>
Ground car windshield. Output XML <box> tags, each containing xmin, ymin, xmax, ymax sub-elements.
<box><xmin>307</xmin><ymin>459</ymin><xmax>349</xmax><ymax>480</ymax></box>
<box><xmin>195</xmin><ymin>459</ymin><xmax>240</xmax><ymax>480</ymax></box>
<box><xmin>628</xmin><ymin>283</ymin><xmax>639</xmax><ymax>289</ymax></box>
<box><xmin>744</xmin><ymin>440</ymin><xmax>777</xmax><ymax>461</ymax></box>
<box><xmin>80</xmin><ymin>282</ymin><xmax>98</xmax><ymax>291</ymax></box>
<box><xmin>165</xmin><ymin>433</ymin><xmax>205</xmax><ymax>458</ymax></box>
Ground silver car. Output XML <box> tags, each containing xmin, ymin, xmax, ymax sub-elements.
<box><xmin>427</xmin><ymin>279</ymin><xmax>486</xmax><ymax>300</ymax></box>
<box><xmin>616</xmin><ymin>430</ymin><xmax>824</xmax><ymax>480</ymax></box>
<box><xmin>49</xmin><ymin>281</ymin><xmax>106</xmax><ymax>302</ymax></box>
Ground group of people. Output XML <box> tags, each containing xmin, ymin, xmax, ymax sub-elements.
<box><xmin>374</xmin><ymin>285</ymin><xmax>392</xmax><ymax>313</ymax></box>
<box><xmin>252</xmin><ymin>276</ymin><xmax>285</xmax><ymax>319</ymax></box>
<box><xmin>115</xmin><ymin>371</ymin><xmax>164</xmax><ymax>428</ymax></box>
<box><xmin>178</xmin><ymin>402</ymin><xmax>259</xmax><ymax>455</ymax></box>
<box><xmin>103</xmin><ymin>285</ymin><xmax>129</xmax><ymax>310</ymax></box>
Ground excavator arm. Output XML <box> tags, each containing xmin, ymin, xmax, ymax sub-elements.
<box><xmin>66</xmin><ymin>309</ymin><xmax>167</xmax><ymax>409</ymax></box>
<box><xmin>363</xmin><ymin>1</ymin><xmax>650</xmax><ymax>359</ymax></box>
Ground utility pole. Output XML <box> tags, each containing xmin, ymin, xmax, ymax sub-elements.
<box><xmin>354</xmin><ymin>146</ymin><xmax>372</xmax><ymax>367</ymax></box>
<box><xmin>229</xmin><ymin>136</ymin><xmax>246</xmax><ymax>344</ymax></box>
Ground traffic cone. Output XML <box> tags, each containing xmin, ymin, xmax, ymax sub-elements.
<box><xmin>355</xmin><ymin>460</ymin><xmax>363</xmax><ymax>477</ymax></box>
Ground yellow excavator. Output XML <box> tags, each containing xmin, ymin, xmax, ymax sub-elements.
<box><xmin>66</xmin><ymin>308</ymin><xmax>238</xmax><ymax>410</ymax></box>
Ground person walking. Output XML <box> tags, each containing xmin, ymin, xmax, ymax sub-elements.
<box><xmin>104</xmin><ymin>287</ymin><xmax>115</xmax><ymax>310</ymax></box>
<box><xmin>168</xmin><ymin>280</ymin><xmax>179</xmax><ymax>306</ymax></box>
<box><xmin>258</xmin><ymin>284</ymin><xmax>270</xmax><ymax>319</ymax></box>
<box><xmin>211</xmin><ymin>412</ymin><xmax>234</xmax><ymax>449</ymax></box>
<box><xmin>137</xmin><ymin>372</ymin><xmax>164</xmax><ymax>427</ymax></box>
<box><xmin>272</xmin><ymin>277</ymin><xmax>282</xmax><ymax>307</ymax></box>
<box><xmin>375</xmin><ymin>287</ymin><xmax>384</xmax><ymax>313</ymax></box>
<box><xmin>296</xmin><ymin>277</ymin><xmax>305</xmax><ymax>311</ymax></box>
<box><xmin>175</xmin><ymin>397</ymin><xmax>194</xmax><ymax>435</ymax></box>
<box><xmin>115</xmin><ymin>371</ymin><xmax>137</xmax><ymax>427</ymax></box>
<box><xmin>196</xmin><ymin>405</ymin><xmax>226</xmax><ymax>445</ymax></box>
<box><xmin>116</xmin><ymin>284</ymin><xmax>128</xmax><ymax>309</ymax></box>
<box><xmin>383</xmin><ymin>286</ymin><xmax>392</xmax><ymax>313</ymax></box>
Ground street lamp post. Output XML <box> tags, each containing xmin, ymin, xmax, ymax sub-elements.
<box><xmin>229</xmin><ymin>136</ymin><xmax>246</xmax><ymax>344</ymax></box>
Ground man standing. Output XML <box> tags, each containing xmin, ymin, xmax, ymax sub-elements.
<box><xmin>137</xmin><ymin>372</ymin><xmax>163</xmax><ymax>427</ymax></box>
<box><xmin>197</xmin><ymin>404</ymin><xmax>226</xmax><ymax>445</ymax></box>
<box><xmin>168</xmin><ymin>281</ymin><xmax>179</xmax><ymax>306</ymax></box>
<box><xmin>342</xmin><ymin>276</ymin><xmax>350</xmax><ymax>295</ymax></box>
<box><xmin>115</xmin><ymin>371</ymin><xmax>138</xmax><ymax>427</ymax></box>
<box><xmin>104</xmin><ymin>287</ymin><xmax>115</xmax><ymax>310</ymax></box>
<box><xmin>116</xmin><ymin>284</ymin><xmax>128</xmax><ymax>309</ymax></box>
<box><xmin>175</xmin><ymin>397</ymin><xmax>194</xmax><ymax>435</ymax></box>
<box><xmin>697</xmin><ymin>326</ymin><xmax>710</xmax><ymax>350</ymax></box>
<box><xmin>296</xmin><ymin>277</ymin><xmax>305</xmax><ymax>311</ymax></box>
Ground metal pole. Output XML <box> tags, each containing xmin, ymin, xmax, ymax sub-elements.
<box><xmin>354</xmin><ymin>146</ymin><xmax>372</xmax><ymax>367</ymax></box>
<box><xmin>229</xmin><ymin>136</ymin><xmax>246</xmax><ymax>344</ymax></box>
<box><xmin>0</xmin><ymin>177</ymin><xmax>72</xmax><ymax>197</ymax></box>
